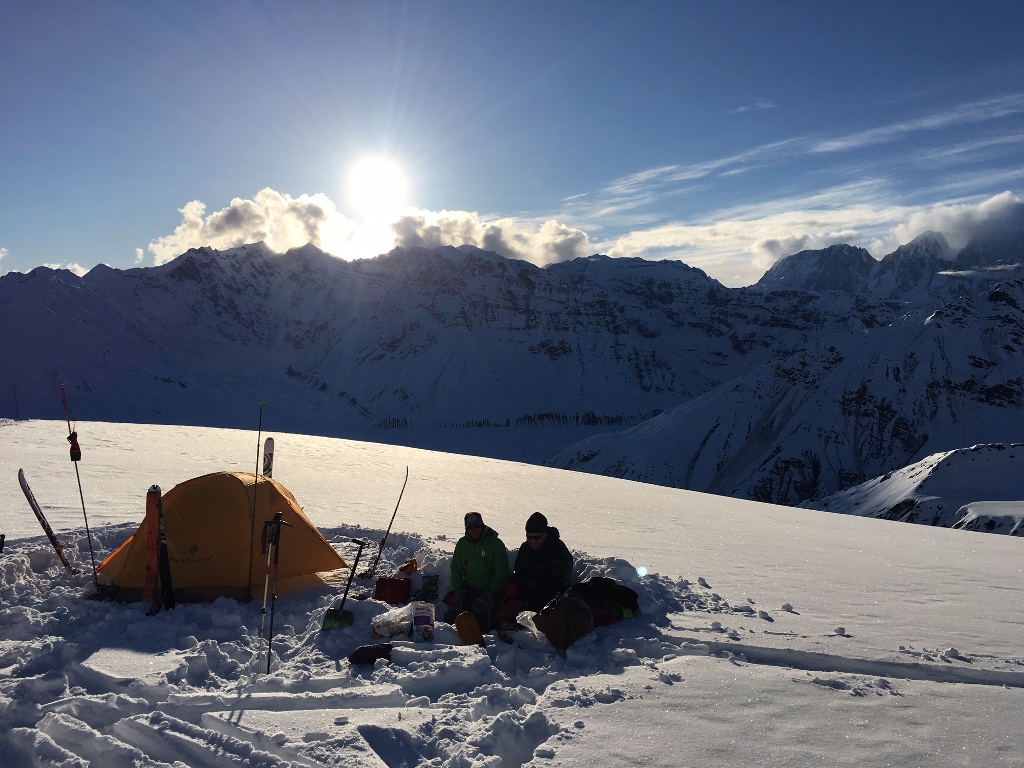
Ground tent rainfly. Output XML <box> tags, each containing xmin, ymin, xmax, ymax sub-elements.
<box><xmin>98</xmin><ymin>472</ymin><xmax>345</xmax><ymax>602</ymax></box>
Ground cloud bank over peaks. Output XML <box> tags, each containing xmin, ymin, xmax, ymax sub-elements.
<box><xmin>892</xmin><ymin>191</ymin><xmax>1024</xmax><ymax>251</ymax></box>
<box><xmin>391</xmin><ymin>210</ymin><xmax>593</xmax><ymax>266</ymax></box>
<box><xmin>148</xmin><ymin>189</ymin><xmax>353</xmax><ymax>265</ymax></box>
<box><xmin>600</xmin><ymin>189</ymin><xmax>1024</xmax><ymax>285</ymax></box>
<box><xmin>144</xmin><ymin>186</ymin><xmax>1023</xmax><ymax>287</ymax></box>
<box><xmin>147</xmin><ymin>189</ymin><xmax>595</xmax><ymax>269</ymax></box>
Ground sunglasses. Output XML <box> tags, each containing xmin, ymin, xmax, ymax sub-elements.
<box><xmin>526</xmin><ymin>533</ymin><xmax>545</xmax><ymax>541</ymax></box>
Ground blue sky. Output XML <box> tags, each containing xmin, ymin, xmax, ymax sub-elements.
<box><xmin>3</xmin><ymin>1</ymin><xmax>1023</xmax><ymax>286</ymax></box>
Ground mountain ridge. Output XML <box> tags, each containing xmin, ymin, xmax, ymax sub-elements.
<box><xmin>3</xmin><ymin>230</ymin><xmax>1023</xmax><ymax>531</ymax></box>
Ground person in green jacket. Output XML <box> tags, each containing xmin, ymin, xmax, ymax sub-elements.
<box><xmin>443</xmin><ymin>512</ymin><xmax>509</xmax><ymax>630</ymax></box>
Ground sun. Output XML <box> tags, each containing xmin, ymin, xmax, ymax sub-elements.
<box><xmin>346</xmin><ymin>155</ymin><xmax>408</xmax><ymax>221</ymax></box>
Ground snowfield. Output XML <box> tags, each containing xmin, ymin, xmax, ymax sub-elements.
<box><xmin>2</xmin><ymin>420</ymin><xmax>1023</xmax><ymax>767</ymax></box>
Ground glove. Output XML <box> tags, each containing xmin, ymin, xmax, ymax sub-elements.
<box><xmin>471</xmin><ymin>590</ymin><xmax>495</xmax><ymax>612</ymax></box>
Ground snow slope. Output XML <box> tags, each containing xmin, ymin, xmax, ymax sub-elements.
<box><xmin>2</xmin><ymin>420</ymin><xmax>1023</xmax><ymax>767</ymax></box>
<box><xmin>802</xmin><ymin>443</ymin><xmax>1024</xmax><ymax>534</ymax></box>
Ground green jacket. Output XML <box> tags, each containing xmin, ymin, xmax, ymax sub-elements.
<box><xmin>451</xmin><ymin>526</ymin><xmax>509</xmax><ymax>594</ymax></box>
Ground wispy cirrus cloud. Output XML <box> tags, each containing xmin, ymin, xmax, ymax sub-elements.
<box><xmin>561</xmin><ymin>139</ymin><xmax>802</xmax><ymax>225</ymax></box>
<box><xmin>730</xmin><ymin>98</ymin><xmax>776</xmax><ymax>114</ymax></box>
<box><xmin>811</xmin><ymin>94</ymin><xmax>1024</xmax><ymax>153</ymax></box>
<box><xmin>562</xmin><ymin>93</ymin><xmax>1024</xmax><ymax>232</ymax></box>
<box><xmin>599</xmin><ymin>180</ymin><xmax>910</xmax><ymax>282</ymax></box>
<box><xmin>909</xmin><ymin>133</ymin><xmax>1024</xmax><ymax>165</ymax></box>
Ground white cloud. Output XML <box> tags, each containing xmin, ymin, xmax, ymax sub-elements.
<box><xmin>42</xmin><ymin>261</ymin><xmax>88</xmax><ymax>276</ymax></box>
<box><xmin>892</xmin><ymin>191</ymin><xmax>1023</xmax><ymax>250</ymax></box>
<box><xmin>146</xmin><ymin>185</ymin><xmax>1022</xmax><ymax>291</ymax></box>
<box><xmin>559</xmin><ymin>139</ymin><xmax>804</xmax><ymax>228</ymax></box>
<box><xmin>600</xmin><ymin>190</ymin><xmax>1024</xmax><ymax>286</ymax></box>
<box><xmin>391</xmin><ymin>210</ymin><xmax>593</xmax><ymax>266</ymax></box>
<box><xmin>812</xmin><ymin>94</ymin><xmax>1024</xmax><ymax>154</ymax></box>
<box><xmin>149</xmin><ymin>190</ymin><xmax>594</xmax><ymax>269</ymax></box>
<box><xmin>730</xmin><ymin>98</ymin><xmax>776</xmax><ymax>114</ymax></box>
<box><xmin>148</xmin><ymin>188</ymin><xmax>359</xmax><ymax>265</ymax></box>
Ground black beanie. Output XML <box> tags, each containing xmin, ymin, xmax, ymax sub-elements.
<box><xmin>525</xmin><ymin>512</ymin><xmax>548</xmax><ymax>533</ymax></box>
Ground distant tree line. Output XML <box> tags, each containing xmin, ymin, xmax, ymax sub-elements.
<box><xmin>374</xmin><ymin>410</ymin><xmax>664</xmax><ymax>430</ymax></box>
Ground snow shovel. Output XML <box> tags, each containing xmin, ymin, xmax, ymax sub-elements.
<box><xmin>322</xmin><ymin>538</ymin><xmax>367</xmax><ymax>630</ymax></box>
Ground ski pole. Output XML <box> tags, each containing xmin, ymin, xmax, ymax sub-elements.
<box><xmin>259</xmin><ymin>511</ymin><xmax>292</xmax><ymax>674</ymax></box>
<box><xmin>61</xmin><ymin>384</ymin><xmax>98</xmax><ymax>591</ymax></box>
<box><xmin>337</xmin><ymin>538</ymin><xmax>367</xmax><ymax>614</ymax></box>
<box><xmin>363</xmin><ymin>466</ymin><xmax>409</xmax><ymax>578</ymax></box>
<box><xmin>247</xmin><ymin>403</ymin><xmax>268</xmax><ymax>602</ymax></box>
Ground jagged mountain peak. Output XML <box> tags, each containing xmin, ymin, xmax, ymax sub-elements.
<box><xmin>884</xmin><ymin>231</ymin><xmax>951</xmax><ymax>260</ymax></box>
<box><xmin>755</xmin><ymin>243</ymin><xmax>876</xmax><ymax>293</ymax></box>
<box><xmin>868</xmin><ymin>231</ymin><xmax>956</xmax><ymax>298</ymax></box>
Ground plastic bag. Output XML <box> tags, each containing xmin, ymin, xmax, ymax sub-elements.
<box><xmin>370</xmin><ymin>604</ymin><xmax>412</xmax><ymax>639</ymax></box>
<box><xmin>412</xmin><ymin>601</ymin><xmax>435</xmax><ymax>642</ymax></box>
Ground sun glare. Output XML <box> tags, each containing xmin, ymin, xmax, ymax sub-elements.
<box><xmin>346</xmin><ymin>155</ymin><xmax>408</xmax><ymax>221</ymax></box>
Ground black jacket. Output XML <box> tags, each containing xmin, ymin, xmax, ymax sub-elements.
<box><xmin>512</xmin><ymin>526</ymin><xmax>573</xmax><ymax>609</ymax></box>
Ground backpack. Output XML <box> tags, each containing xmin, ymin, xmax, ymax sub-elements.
<box><xmin>567</xmin><ymin>577</ymin><xmax>639</xmax><ymax>626</ymax></box>
<box><xmin>568</xmin><ymin>577</ymin><xmax>639</xmax><ymax>612</ymax></box>
<box><xmin>532</xmin><ymin>593</ymin><xmax>595</xmax><ymax>649</ymax></box>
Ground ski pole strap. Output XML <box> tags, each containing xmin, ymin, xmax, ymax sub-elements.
<box><xmin>261</xmin><ymin>512</ymin><xmax>293</xmax><ymax>553</ymax></box>
<box><xmin>68</xmin><ymin>431</ymin><xmax>82</xmax><ymax>462</ymax></box>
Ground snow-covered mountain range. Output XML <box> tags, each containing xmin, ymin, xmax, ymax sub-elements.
<box><xmin>3</xmin><ymin>219</ymin><xmax>1023</xmax><ymax>531</ymax></box>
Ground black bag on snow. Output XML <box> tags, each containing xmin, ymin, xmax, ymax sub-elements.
<box><xmin>567</xmin><ymin>577</ymin><xmax>639</xmax><ymax>614</ymax></box>
<box><xmin>532</xmin><ymin>594</ymin><xmax>595</xmax><ymax>649</ymax></box>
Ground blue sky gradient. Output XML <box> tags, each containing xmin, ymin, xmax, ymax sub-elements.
<box><xmin>3</xmin><ymin>1</ymin><xmax>1023</xmax><ymax>285</ymax></box>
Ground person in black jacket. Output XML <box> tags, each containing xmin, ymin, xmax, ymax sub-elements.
<box><xmin>497</xmin><ymin>512</ymin><xmax>573</xmax><ymax>628</ymax></box>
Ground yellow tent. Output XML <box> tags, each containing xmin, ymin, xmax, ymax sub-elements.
<box><xmin>98</xmin><ymin>472</ymin><xmax>345</xmax><ymax>602</ymax></box>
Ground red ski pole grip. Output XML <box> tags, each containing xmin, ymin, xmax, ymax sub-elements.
<box><xmin>68</xmin><ymin>431</ymin><xmax>82</xmax><ymax>462</ymax></box>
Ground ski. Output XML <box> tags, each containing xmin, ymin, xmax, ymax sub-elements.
<box><xmin>247</xmin><ymin>403</ymin><xmax>269</xmax><ymax>602</ymax></box>
<box><xmin>18</xmin><ymin>468</ymin><xmax>76</xmax><ymax>574</ymax></box>
<box><xmin>144</xmin><ymin>484</ymin><xmax>176</xmax><ymax>615</ymax></box>
<box><xmin>262</xmin><ymin>437</ymin><xmax>275</xmax><ymax>478</ymax></box>
<box><xmin>144</xmin><ymin>485</ymin><xmax>162</xmax><ymax>613</ymax></box>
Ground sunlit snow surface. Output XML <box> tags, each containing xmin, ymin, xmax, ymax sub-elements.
<box><xmin>2</xmin><ymin>420</ymin><xmax>1023</xmax><ymax>767</ymax></box>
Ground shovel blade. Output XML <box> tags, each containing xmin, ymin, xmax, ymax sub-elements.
<box><xmin>322</xmin><ymin>608</ymin><xmax>354</xmax><ymax>631</ymax></box>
